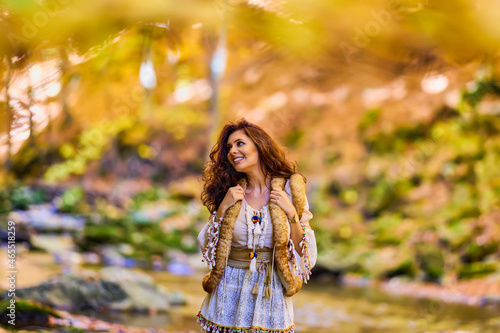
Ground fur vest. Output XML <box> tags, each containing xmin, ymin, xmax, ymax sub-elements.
<box><xmin>202</xmin><ymin>173</ymin><xmax>306</xmax><ymax>297</ymax></box>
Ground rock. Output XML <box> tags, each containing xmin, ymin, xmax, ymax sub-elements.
<box><xmin>130</xmin><ymin>200</ymin><xmax>176</xmax><ymax>224</ymax></box>
<box><xmin>81</xmin><ymin>252</ymin><xmax>100</xmax><ymax>264</ymax></box>
<box><xmin>9</xmin><ymin>267</ymin><xmax>184</xmax><ymax>314</ymax></box>
<box><xmin>168</xmin><ymin>290</ymin><xmax>187</xmax><ymax>306</ymax></box>
<box><xmin>31</xmin><ymin>234</ymin><xmax>75</xmax><ymax>253</ymax></box>
<box><xmin>99</xmin><ymin>246</ymin><xmax>126</xmax><ymax>266</ymax></box>
<box><xmin>479</xmin><ymin>296</ymin><xmax>500</xmax><ymax>307</ymax></box>
<box><xmin>166</xmin><ymin>262</ymin><xmax>194</xmax><ymax>275</ymax></box>
<box><xmin>8</xmin><ymin>203</ymin><xmax>85</xmax><ymax>232</ymax></box>
<box><xmin>0</xmin><ymin>225</ymin><xmax>32</xmax><ymax>249</ymax></box>
<box><xmin>0</xmin><ymin>298</ymin><xmax>61</xmax><ymax>328</ymax></box>
<box><xmin>100</xmin><ymin>267</ymin><xmax>170</xmax><ymax>312</ymax></box>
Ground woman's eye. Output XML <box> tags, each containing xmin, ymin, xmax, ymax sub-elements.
<box><xmin>227</xmin><ymin>142</ymin><xmax>244</xmax><ymax>150</ymax></box>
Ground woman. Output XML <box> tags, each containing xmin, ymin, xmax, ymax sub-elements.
<box><xmin>197</xmin><ymin>118</ymin><xmax>317</xmax><ymax>333</ymax></box>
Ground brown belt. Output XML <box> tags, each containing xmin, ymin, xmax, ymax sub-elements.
<box><xmin>227</xmin><ymin>247</ymin><xmax>273</xmax><ymax>269</ymax></box>
<box><xmin>227</xmin><ymin>247</ymin><xmax>275</xmax><ymax>298</ymax></box>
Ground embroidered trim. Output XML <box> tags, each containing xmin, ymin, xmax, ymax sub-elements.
<box><xmin>298</xmin><ymin>221</ymin><xmax>312</xmax><ymax>283</ymax></box>
<box><xmin>202</xmin><ymin>211</ymin><xmax>223</xmax><ymax>269</ymax></box>
<box><xmin>286</xmin><ymin>222</ymin><xmax>312</xmax><ymax>283</ymax></box>
<box><xmin>286</xmin><ymin>239</ymin><xmax>298</xmax><ymax>276</ymax></box>
<box><xmin>245</xmin><ymin>200</ymin><xmax>271</xmax><ymax>273</ymax></box>
<box><xmin>197</xmin><ymin>312</ymin><xmax>295</xmax><ymax>333</ymax></box>
<box><xmin>245</xmin><ymin>200</ymin><xmax>270</xmax><ymax>250</ymax></box>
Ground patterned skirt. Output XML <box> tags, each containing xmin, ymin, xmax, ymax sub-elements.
<box><xmin>197</xmin><ymin>265</ymin><xmax>295</xmax><ymax>333</ymax></box>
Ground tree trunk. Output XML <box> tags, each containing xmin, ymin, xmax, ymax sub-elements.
<box><xmin>5</xmin><ymin>56</ymin><xmax>13</xmax><ymax>179</ymax></box>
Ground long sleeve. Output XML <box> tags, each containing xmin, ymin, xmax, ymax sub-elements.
<box><xmin>197</xmin><ymin>219</ymin><xmax>211</xmax><ymax>252</ymax></box>
<box><xmin>284</xmin><ymin>180</ymin><xmax>317</xmax><ymax>283</ymax></box>
<box><xmin>199</xmin><ymin>211</ymin><xmax>222</xmax><ymax>269</ymax></box>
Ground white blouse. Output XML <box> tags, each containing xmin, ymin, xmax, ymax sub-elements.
<box><xmin>198</xmin><ymin>178</ymin><xmax>317</xmax><ymax>278</ymax></box>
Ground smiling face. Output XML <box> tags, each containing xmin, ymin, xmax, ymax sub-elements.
<box><xmin>226</xmin><ymin>129</ymin><xmax>261</xmax><ymax>173</ymax></box>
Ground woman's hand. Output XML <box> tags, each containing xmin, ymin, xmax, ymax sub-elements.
<box><xmin>270</xmin><ymin>188</ymin><xmax>297</xmax><ymax>219</ymax></box>
<box><xmin>271</xmin><ymin>186</ymin><xmax>305</xmax><ymax>256</ymax></box>
<box><xmin>219</xmin><ymin>184</ymin><xmax>245</xmax><ymax>214</ymax></box>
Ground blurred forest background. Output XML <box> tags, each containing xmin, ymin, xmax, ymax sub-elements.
<box><xmin>1</xmin><ymin>1</ymin><xmax>500</xmax><ymax>329</ymax></box>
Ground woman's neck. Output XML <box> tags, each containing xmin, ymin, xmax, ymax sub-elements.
<box><xmin>245</xmin><ymin>173</ymin><xmax>271</xmax><ymax>195</ymax></box>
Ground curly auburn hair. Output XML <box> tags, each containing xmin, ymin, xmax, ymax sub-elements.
<box><xmin>201</xmin><ymin>118</ymin><xmax>306</xmax><ymax>213</ymax></box>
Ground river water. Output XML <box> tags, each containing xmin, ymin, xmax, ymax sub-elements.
<box><xmin>4</xmin><ymin>250</ymin><xmax>500</xmax><ymax>332</ymax></box>
<box><xmin>91</xmin><ymin>270</ymin><xmax>500</xmax><ymax>333</ymax></box>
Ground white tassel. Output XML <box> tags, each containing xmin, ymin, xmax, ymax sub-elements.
<box><xmin>250</xmin><ymin>256</ymin><xmax>257</xmax><ymax>272</ymax></box>
<box><xmin>258</xmin><ymin>213</ymin><xmax>268</xmax><ymax>248</ymax></box>
<box><xmin>254</xmin><ymin>221</ymin><xmax>261</xmax><ymax>236</ymax></box>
